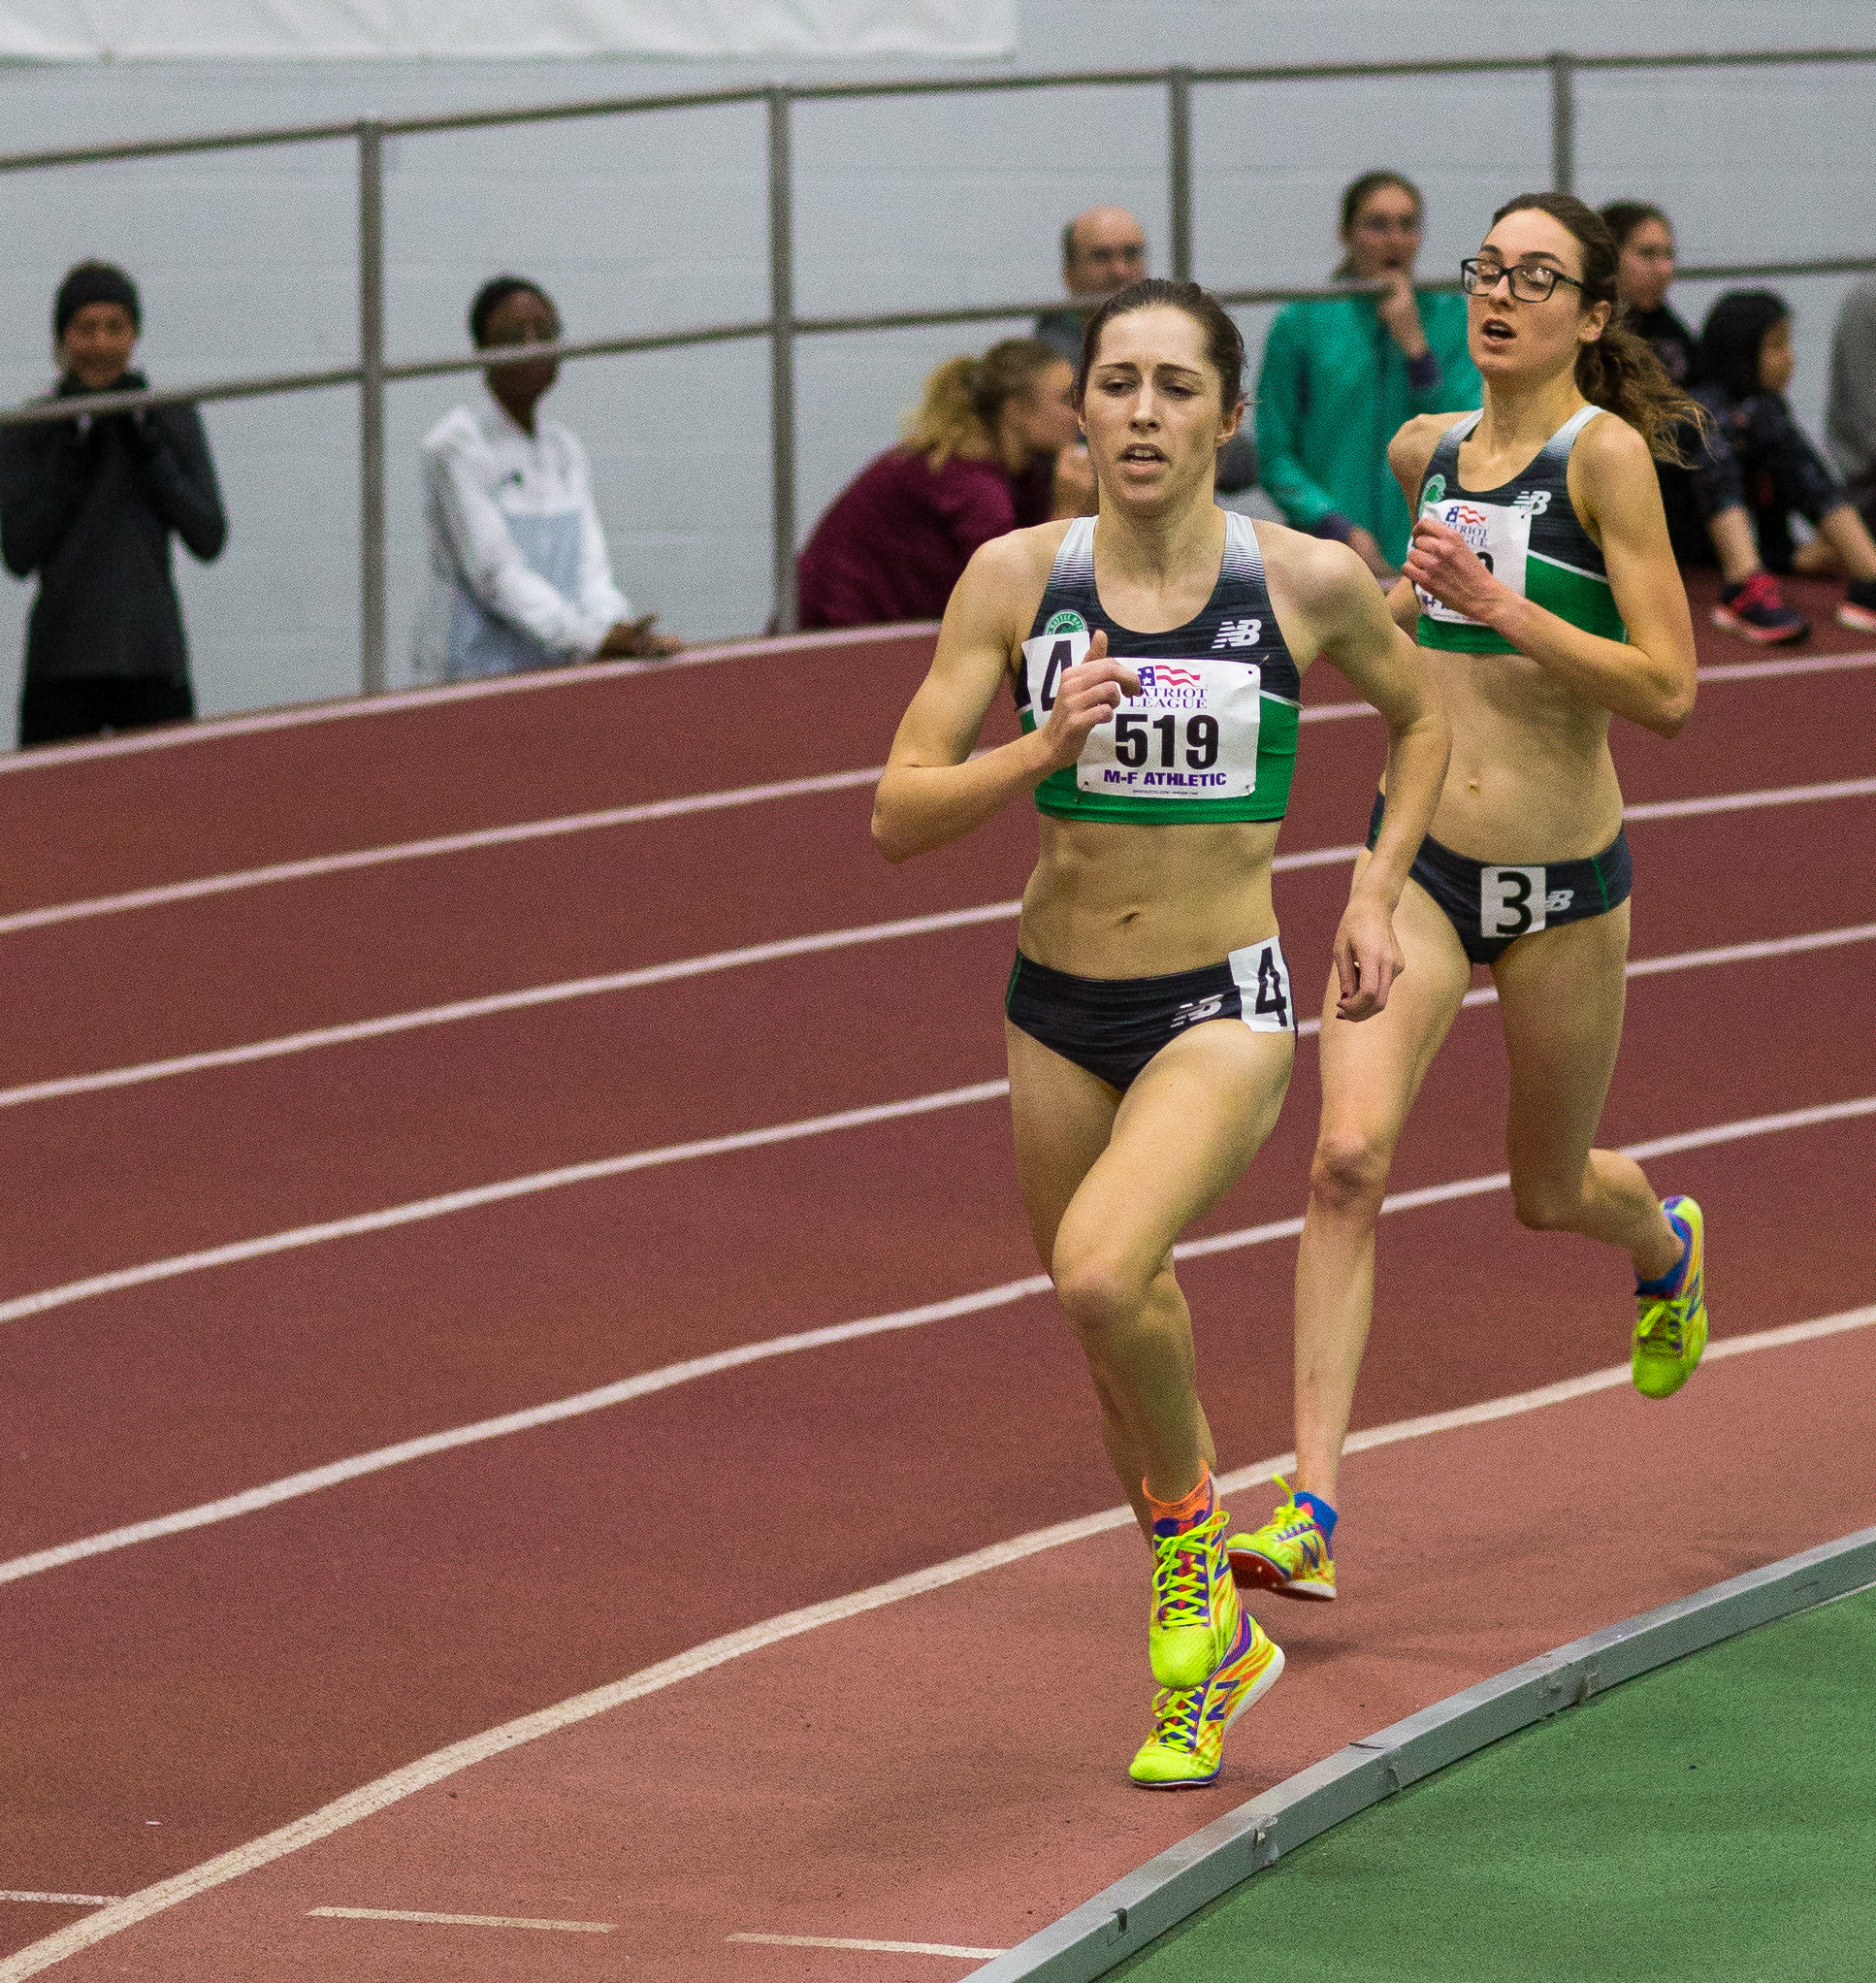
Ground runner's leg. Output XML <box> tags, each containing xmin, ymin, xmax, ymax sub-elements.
<box><xmin>1291</xmin><ymin>873</ymin><xmax>1471</xmax><ymax>1506</ymax></box>
<box><xmin>1009</xmin><ymin>1015</ymin><xmax>1292</xmax><ymax>1536</ymax></box>
<box><xmin>1493</xmin><ymin>901</ymin><xmax>1682</xmax><ymax>1278</ymax></box>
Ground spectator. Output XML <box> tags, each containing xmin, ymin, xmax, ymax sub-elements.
<box><xmin>0</xmin><ymin>261</ymin><xmax>226</xmax><ymax>748</ymax></box>
<box><xmin>1034</xmin><ymin>207</ymin><xmax>1149</xmax><ymax>366</ymax></box>
<box><xmin>414</xmin><ymin>275</ymin><xmax>676</xmax><ymax>684</ymax></box>
<box><xmin>1601</xmin><ymin>200</ymin><xmax>1807</xmax><ymax>643</ymax></box>
<box><xmin>1696</xmin><ymin>289</ymin><xmax>1876</xmax><ymax>634</ymax></box>
<box><xmin>1037</xmin><ymin>208</ymin><xmax>1256</xmax><ymax>495</ymax></box>
<box><xmin>1256</xmin><ymin>169</ymin><xmax>1478</xmax><ymax>579</ymax></box>
<box><xmin>1827</xmin><ymin>277</ymin><xmax>1876</xmax><ymax>533</ymax></box>
<box><xmin>796</xmin><ymin>338</ymin><xmax>1081</xmax><ymax>630</ymax></box>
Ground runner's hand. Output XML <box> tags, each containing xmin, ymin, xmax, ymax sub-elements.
<box><xmin>1036</xmin><ymin>631</ymin><xmax>1140</xmax><ymax>771</ymax></box>
<box><xmin>1403</xmin><ymin>514</ymin><xmax>1507</xmax><ymax>623</ymax></box>
<box><xmin>1331</xmin><ymin>889</ymin><xmax>1405</xmax><ymax>1022</ymax></box>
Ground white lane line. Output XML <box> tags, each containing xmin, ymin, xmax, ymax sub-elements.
<box><xmin>728</xmin><ymin>1933</ymin><xmax>1007</xmax><ymax>1957</ymax></box>
<box><xmin>0</xmin><ymin>902</ymin><xmax>1027</xmax><ymax>1111</ymax></box>
<box><xmin>0</xmin><ymin>623</ymin><xmax>942</xmax><ymax>776</ymax></box>
<box><xmin>1624</xmin><ymin>772</ymin><xmax>1876</xmax><ymax>822</ymax></box>
<box><xmin>1</xmin><ymin>916</ymin><xmax>1867</xmax><ymax>1338</ymax></box>
<box><xmin>307</xmin><ymin>1906</ymin><xmax>612</xmax><ymax>1932</ymax></box>
<box><xmin>8</xmin><ymin>1297</ymin><xmax>1870</xmax><ymax>1983</ymax></box>
<box><xmin>0</xmin><ymin>1897</ymin><xmax>118</xmax><ymax>1909</ymax></box>
<box><xmin>5</xmin><ymin>1092</ymin><xmax>1871</xmax><ymax>1592</ymax></box>
<box><xmin>0</xmin><ymin>838</ymin><xmax>1358</xmax><ymax>1112</ymax></box>
<box><xmin>1696</xmin><ymin>648</ymin><xmax>1876</xmax><ymax>682</ymax></box>
<box><xmin>0</xmin><ymin>765</ymin><xmax>887</xmax><ymax>938</ymax></box>
<box><xmin>0</xmin><ymin>1081</ymin><xmax>1010</xmax><ymax>1331</ymax></box>
<box><xmin>7</xmin><ymin>749</ymin><xmax>1871</xmax><ymax>948</ymax></box>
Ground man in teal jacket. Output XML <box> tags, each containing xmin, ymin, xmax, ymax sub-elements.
<box><xmin>1256</xmin><ymin>172</ymin><xmax>1479</xmax><ymax>575</ymax></box>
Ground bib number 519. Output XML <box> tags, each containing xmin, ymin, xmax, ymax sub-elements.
<box><xmin>1113</xmin><ymin>710</ymin><xmax>1220</xmax><ymax>769</ymax></box>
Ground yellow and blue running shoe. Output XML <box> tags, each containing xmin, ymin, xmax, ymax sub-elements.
<box><xmin>1148</xmin><ymin>1504</ymin><xmax>1241</xmax><ymax>1691</ymax></box>
<box><xmin>1129</xmin><ymin>1609</ymin><xmax>1284</xmax><ymax>1789</ymax></box>
<box><xmin>1226</xmin><ymin>1476</ymin><xmax>1337</xmax><ymax>1601</ymax></box>
<box><xmin>1633</xmin><ymin>1194</ymin><xmax>1707</xmax><ymax>1400</ymax></box>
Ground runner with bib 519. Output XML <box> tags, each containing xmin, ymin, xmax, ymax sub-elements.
<box><xmin>872</xmin><ymin>279</ymin><xmax>1448</xmax><ymax>1787</ymax></box>
<box><xmin>1228</xmin><ymin>194</ymin><xmax>1713</xmax><ymax>1614</ymax></box>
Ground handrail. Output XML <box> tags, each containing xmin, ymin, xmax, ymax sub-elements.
<box><xmin>0</xmin><ymin>45</ymin><xmax>1870</xmax><ymax>699</ymax></box>
<box><xmin>10</xmin><ymin>255</ymin><xmax>1873</xmax><ymax>433</ymax></box>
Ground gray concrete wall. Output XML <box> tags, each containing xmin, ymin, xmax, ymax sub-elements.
<box><xmin>0</xmin><ymin>1</ymin><xmax>1869</xmax><ymax>725</ymax></box>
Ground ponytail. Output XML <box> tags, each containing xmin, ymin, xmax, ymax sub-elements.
<box><xmin>903</xmin><ymin>338</ymin><xmax>1063</xmax><ymax>471</ymax></box>
<box><xmin>1577</xmin><ymin>317</ymin><xmax>1704</xmax><ymax>466</ymax></box>
<box><xmin>1490</xmin><ymin>191</ymin><xmax>1706</xmax><ymax>467</ymax></box>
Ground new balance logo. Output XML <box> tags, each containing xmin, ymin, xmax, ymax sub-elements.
<box><xmin>1512</xmin><ymin>489</ymin><xmax>1552</xmax><ymax>516</ymax></box>
<box><xmin>1545</xmin><ymin>888</ymin><xmax>1574</xmax><ymax>912</ymax></box>
<box><xmin>1212</xmin><ymin>617</ymin><xmax>1263</xmax><ymax>649</ymax></box>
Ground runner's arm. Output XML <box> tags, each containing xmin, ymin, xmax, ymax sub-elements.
<box><xmin>1288</xmin><ymin>536</ymin><xmax>1451</xmax><ymax>1019</ymax></box>
<box><xmin>1401</xmin><ymin>415</ymin><xmax>1697</xmax><ymax>736</ymax></box>
<box><xmin>870</xmin><ymin>535</ymin><xmax>1139</xmax><ymax>861</ymax></box>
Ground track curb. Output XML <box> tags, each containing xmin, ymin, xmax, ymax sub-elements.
<box><xmin>968</xmin><ymin>1523</ymin><xmax>1876</xmax><ymax>1980</ymax></box>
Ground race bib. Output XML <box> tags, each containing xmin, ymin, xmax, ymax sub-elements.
<box><xmin>1480</xmin><ymin>864</ymin><xmax>1547</xmax><ymax>940</ymax></box>
<box><xmin>1019</xmin><ymin>630</ymin><xmax>1263</xmax><ymax>802</ymax></box>
<box><xmin>1415</xmin><ymin>497</ymin><xmax>1532</xmax><ymax>626</ymax></box>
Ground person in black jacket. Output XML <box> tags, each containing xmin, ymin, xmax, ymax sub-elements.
<box><xmin>0</xmin><ymin>262</ymin><xmax>227</xmax><ymax>747</ymax></box>
<box><xmin>1601</xmin><ymin>200</ymin><xmax>1807</xmax><ymax>644</ymax></box>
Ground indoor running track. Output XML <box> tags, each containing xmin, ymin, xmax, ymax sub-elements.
<box><xmin>2</xmin><ymin>572</ymin><xmax>1873</xmax><ymax>1979</ymax></box>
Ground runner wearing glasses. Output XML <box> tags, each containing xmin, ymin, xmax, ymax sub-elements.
<box><xmin>1229</xmin><ymin>194</ymin><xmax>1712</xmax><ymax>1609</ymax></box>
<box><xmin>872</xmin><ymin>280</ymin><xmax>1447</xmax><ymax>1785</ymax></box>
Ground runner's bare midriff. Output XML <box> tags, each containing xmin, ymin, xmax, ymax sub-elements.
<box><xmin>1018</xmin><ymin>814</ymin><xmax>1281</xmax><ymax>979</ymax></box>
<box><xmin>1415</xmin><ymin>647</ymin><xmax>1624</xmax><ymax>863</ymax></box>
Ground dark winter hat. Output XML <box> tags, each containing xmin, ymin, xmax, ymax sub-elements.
<box><xmin>54</xmin><ymin>261</ymin><xmax>141</xmax><ymax>341</ymax></box>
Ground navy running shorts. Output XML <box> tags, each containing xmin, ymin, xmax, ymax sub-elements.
<box><xmin>1005</xmin><ymin>938</ymin><xmax>1296</xmax><ymax>1091</ymax></box>
<box><xmin>1367</xmin><ymin>792</ymin><xmax>1633</xmax><ymax>966</ymax></box>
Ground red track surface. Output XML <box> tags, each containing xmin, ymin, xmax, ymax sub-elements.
<box><xmin>3</xmin><ymin>569</ymin><xmax>1874</xmax><ymax>1975</ymax></box>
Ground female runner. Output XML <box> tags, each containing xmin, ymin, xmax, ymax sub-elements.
<box><xmin>1228</xmin><ymin>195</ymin><xmax>1711</xmax><ymax>1609</ymax></box>
<box><xmin>872</xmin><ymin>279</ymin><xmax>1448</xmax><ymax>1785</ymax></box>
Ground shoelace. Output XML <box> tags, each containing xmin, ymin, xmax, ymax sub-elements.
<box><xmin>1635</xmin><ymin>1296</ymin><xmax>1683</xmax><ymax>1351</ymax></box>
<box><xmin>1147</xmin><ymin>1684</ymin><xmax>1205</xmax><ymax>1751</ymax></box>
<box><xmin>1151</xmin><ymin>1510</ymin><xmax>1223</xmax><ymax>1626</ymax></box>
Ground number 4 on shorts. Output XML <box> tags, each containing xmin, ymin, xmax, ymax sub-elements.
<box><xmin>1253</xmin><ymin>946</ymin><xmax>1290</xmax><ymax>1028</ymax></box>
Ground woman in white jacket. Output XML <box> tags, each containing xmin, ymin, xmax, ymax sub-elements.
<box><xmin>415</xmin><ymin>276</ymin><xmax>677</xmax><ymax>682</ymax></box>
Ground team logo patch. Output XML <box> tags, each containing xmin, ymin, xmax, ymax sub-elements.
<box><xmin>1420</xmin><ymin>473</ymin><xmax>1446</xmax><ymax>508</ymax></box>
<box><xmin>1211</xmin><ymin>617</ymin><xmax>1263</xmax><ymax>650</ymax></box>
<box><xmin>1045</xmin><ymin>609</ymin><xmax>1086</xmax><ymax>635</ymax></box>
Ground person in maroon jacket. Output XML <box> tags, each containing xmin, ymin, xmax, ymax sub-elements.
<box><xmin>797</xmin><ymin>338</ymin><xmax>1087</xmax><ymax>628</ymax></box>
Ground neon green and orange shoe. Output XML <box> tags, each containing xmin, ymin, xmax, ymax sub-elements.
<box><xmin>1633</xmin><ymin>1195</ymin><xmax>1707</xmax><ymax>1399</ymax></box>
<box><xmin>1129</xmin><ymin>1609</ymin><xmax>1285</xmax><ymax>1789</ymax></box>
<box><xmin>1226</xmin><ymin>1477</ymin><xmax>1337</xmax><ymax>1602</ymax></box>
<box><xmin>1148</xmin><ymin>1503</ymin><xmax>1241</xmax><ymax>1691</ymax></box>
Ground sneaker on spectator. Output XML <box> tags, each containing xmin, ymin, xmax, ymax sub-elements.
<box><xmin>1711</xmin><ymin>571</ymin><xmax>1809</xmax><ymax>645</ymax></box>
<box><xmin>1837</xmin><ymin>577</ymin><xmax>1876</xmax><ymax>634</ymax></box>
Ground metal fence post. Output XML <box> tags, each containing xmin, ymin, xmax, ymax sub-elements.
<box><xmin>1548</xmin><ymin>50</ymin><xmax>1575</xmax><ymax>197</ymax></box>
<box><xmin>1168</xmin><ymin>66</ymin><xmax>1193</xmax><ymax>283</ymax></box>
<box><xmin>767</xmin><ymin>86</ymin><xmax>799</xmax><ymax>635</ymax></box>
<box><xmin>357</xmin><ymin>120</ymin><xmax>387</xmax><ymax>695</ymax></box>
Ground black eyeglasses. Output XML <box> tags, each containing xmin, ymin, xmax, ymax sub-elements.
<box><xmin>1461</xmin><ymin>257</ymin><xmax>1586</xmax><ymax>303</ymax></box>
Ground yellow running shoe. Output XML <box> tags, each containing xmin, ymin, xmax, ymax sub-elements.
<box><xmin>1226</xmin><ymin>1476</ymin><xmax>1337</xmax><ymax>1602</ymax></box>
<box><xmin>1148</xmin><ymin>1504</ymin><xmax>1241</xmax><ymax>1691</ymax></box>
<box><xmin>1633</xmin><ymin>1194</ymin><xmax>1707</xmax><ymax>1400</ymax></box>
<box><xmin>1129</xmin><ymin>1609</ymin><xmax>1284</xmax><ymax>1789</ymax></box>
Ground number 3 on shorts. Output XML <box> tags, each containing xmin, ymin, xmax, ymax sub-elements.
<box><xmin>1480</xmin><ymin>864</ymin><xmax>1547</xmax><ymax>940</ymax></box>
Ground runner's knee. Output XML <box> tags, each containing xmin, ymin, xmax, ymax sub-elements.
<box><xmin>1511</xmin><ymin>1173</ymin><xmax>1582</xmax><ymax>1233</ymax></box>
<box><xmin>1309</xmin><ymin>1123</ymin><xmax>1392</xmax><ymax>1219</ymax></box>
<box><xmin>1052</xmin><ymin>1240</ymin><xmax>1156</xmax><ymax>1341</ymax></box>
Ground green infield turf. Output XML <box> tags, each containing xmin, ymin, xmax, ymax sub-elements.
<box><xmin>1114</xmin><ymin>1581</ymin><xmax>1876</xmax><ymax>1983</ymax></box>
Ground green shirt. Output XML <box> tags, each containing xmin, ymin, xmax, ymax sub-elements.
<box><xmin>1254</xmin><ymin>287</ymin><xmax>1479</xmax><ymax>567</ymax></box>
